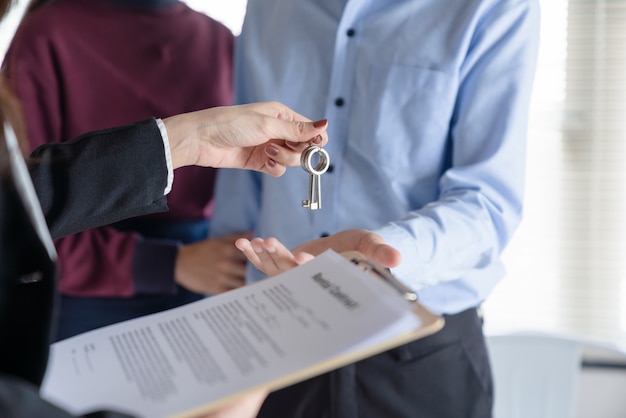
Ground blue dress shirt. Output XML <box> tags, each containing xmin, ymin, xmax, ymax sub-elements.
<box><xmin>211</xmin><ymin>0</ymin><xmax>540</xmax><ymax>315</ymax></box>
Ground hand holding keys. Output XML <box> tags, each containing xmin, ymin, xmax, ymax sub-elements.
<box><xmin>301</xmin><ymin>145</ymin><xmax>330</xmax><ymax>210</ymax></box>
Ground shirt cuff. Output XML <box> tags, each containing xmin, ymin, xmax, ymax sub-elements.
<box><xmin>374</xmin><ymin>222</ymin><xmax>427</xmax><ymax>291</ymax></box>
<box><xmin>132</xmin><ymin>236</ymin><xmax>179</xmax><ymax>295</ymax></box>
<box><xmin>156</xmin><ymin>118</ymin><xmax>174</xmax><ymax>195</ymax></box>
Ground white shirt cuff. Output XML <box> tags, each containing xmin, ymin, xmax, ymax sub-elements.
<box><xmin>156</xmin><ymin>118</ymin><xmax>174</xmax><ymax>195</ymax></box>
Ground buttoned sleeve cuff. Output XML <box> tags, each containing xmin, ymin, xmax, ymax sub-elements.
<box><xmin>132</xmin><ymin>236</ymin><xmax>179</xmax><ymax>295</ymax></box>
<box><xmin>156</xmin><ymin>118</ymin><xmax>174</xmax><ymax>195</ymax></box>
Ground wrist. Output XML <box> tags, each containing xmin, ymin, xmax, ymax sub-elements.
<box><xmin>162</xmin><ymin>114</ymin><xmax>197</xmax><ymax>169</ymax></box>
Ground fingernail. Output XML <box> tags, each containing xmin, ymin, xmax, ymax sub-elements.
<box><xmin>286</xmin><ymin>141</ymin><xmax>299</xmax><ymax>147</ymax></box>
<box><xmin>312</xmin><ymin>135</ymin><xmax>322</xmax><ymax>144</ymax></box>
<box><xmin>313</xmin><ymin>119</ymin><xmax>328</xmax><ymax>128</ymax></box>
<box><xmin>267</xmin><ymin>159</ymin><xmax>276</xmax><ymax>167</ymax></box>
<box><xmin>266</xmin><ymin>144</ymin><xmax>279</xmax><ymax>156</ymax></box>
<box><xmin>265</xmin><ymin>245</ymin><xmax>276</xmax><ymax>254</ymax></box>
<box><xmin>253</xmin><ymin>245</ymin><xmax>263</xmax><ymax>254</ymax></box>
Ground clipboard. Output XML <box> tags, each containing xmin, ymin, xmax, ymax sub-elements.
<box><xmin>239</xmin><ymin>251</ymin><xmax>445</xmax><ymax>407</ymax></box>
<box><xmin>341</xmin><ymin>250</ymin><xmax>445</xmax><ymax>343</ymax></box>
<box><xmin>341</xmin><ymin>249</ymin><xmax>445</xmax><ymax>339</ymax></box>
<box><xmin>41</xmin><ymin>250</ymin><xmax>445</xmax><ymax>418</ymax></box>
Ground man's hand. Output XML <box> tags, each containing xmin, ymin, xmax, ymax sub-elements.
<box><xmin>236</xmin><ymin>229</ymin><xmax>401</xmax><ymax>277</ymax></box>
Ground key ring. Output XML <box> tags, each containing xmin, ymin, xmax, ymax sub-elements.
<box><xmin>301</xmin><ymin>145</ymin><xmax>330</xmax><ymax>210</ymax></box>
<box><xmin>301</xmin><ymin>145</ymin><xmax>330</xmax><ymax>175</ymax></box>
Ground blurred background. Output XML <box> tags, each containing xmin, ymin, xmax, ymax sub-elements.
<box><xmin>2</xmin><ymin>1</ymin><xmax>626</xmax><ymax>416</ymax></box>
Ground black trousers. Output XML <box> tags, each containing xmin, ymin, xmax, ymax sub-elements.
<box><xmin>258</xmin><ymin>308</ymin><xmax>493</xmax><ymax>418</ymax></box>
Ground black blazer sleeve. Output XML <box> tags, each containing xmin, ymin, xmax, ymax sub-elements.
<box><xmin>27</xmin><ymin>118</ymin><xmax>169</xmax><ymax>239</ymax></box>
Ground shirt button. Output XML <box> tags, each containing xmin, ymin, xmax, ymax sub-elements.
<box><xmin>335</xmin><ymin>97</ymin><xmax>345</xmax><ymax>107</ymax></box>
<box><xmin>347</xmin><ymin>28</ymin><xmax>356</xmax><ymax>37</ymax></box>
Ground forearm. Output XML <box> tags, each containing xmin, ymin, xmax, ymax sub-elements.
<box><xmin>378</xmin><ymin>0</ymin><xmax>540</xmax><ymax>290</ymax></box>
<box><xmin>52</xmin><ymin>226</ymin><xmax>179</xmax><ymax>298</ymax></box>
<box><xmin>28</xmin><ymin>119</ymin><xmax>169</xmax><ymax>239</ymax></box>
<box><xmin>375</xmin><ymin>194</ymin><xmax>511</xmax><ymax>289</ymax></box>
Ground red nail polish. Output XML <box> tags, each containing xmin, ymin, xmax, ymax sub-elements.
<box><xmin>313</xmin><ymin>119</ymin><xmax>328</xmax><ymax>128</ymax></box>
<box><xmin>266</xmin><ymin>144</ymin><xmax>279</xmax><ymax>156</ymax></box>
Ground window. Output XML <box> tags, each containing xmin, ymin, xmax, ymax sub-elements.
<box><xmin>0</xmin><ymin>0</ymin><xmax>27</xmax><ymax>58</ymax></box>
<box><xmin>182</xmin><ymin>0</ymin><xmax>247</xmax><ymax>35</ymax></box>
<box><xmin>483</xmin><ymin>0</ymin><xmax>626</xmax><ymax>350</ymax></box>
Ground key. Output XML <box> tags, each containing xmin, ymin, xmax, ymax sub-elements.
<box><xmin>301</xmin><ymin>145</ymin><xmax>330</xmax><ymax>210</ymax></box>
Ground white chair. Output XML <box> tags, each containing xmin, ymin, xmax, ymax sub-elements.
<box><xmin>486</xmin><ymin>333</ymin><xmax>583</xmax><ymax>418</ymax></box>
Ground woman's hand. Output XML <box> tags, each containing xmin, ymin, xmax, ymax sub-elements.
<box><xmin>163</xmin><ymin>101</ymin><xmax>328</xmax><ymax>176</ymax></box>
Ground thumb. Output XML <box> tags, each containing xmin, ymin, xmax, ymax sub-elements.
<box><xmin>371</xmin><ymin>244</ymin><xmax>402</xmax><ymax>268</ymax></box>
<box><xmin>359</xmin><ymin>234</ymin><xmax>402</xmax><ymax>269</ymax></box>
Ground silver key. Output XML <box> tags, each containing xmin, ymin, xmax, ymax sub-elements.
<box><xmin>301</xmin><ymin>145</ymin><xmax>330</xmax><ymax>210</ymax></box>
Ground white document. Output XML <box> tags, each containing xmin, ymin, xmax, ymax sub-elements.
<box><xmin>41</xmin><ymin>250</ymin><xmax>442</xmax><ymax>418</ymax></box>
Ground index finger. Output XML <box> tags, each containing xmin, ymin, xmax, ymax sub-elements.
<box><xmin>251</xmin><ymin>101</ymin><xmax>329</xmax><ymax>147</ymax></box>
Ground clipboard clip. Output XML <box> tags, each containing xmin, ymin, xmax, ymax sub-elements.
<box><xmin>342</xmin><ymin>251</ymin><xmax>418</xmax><ymax>302</ymax></box>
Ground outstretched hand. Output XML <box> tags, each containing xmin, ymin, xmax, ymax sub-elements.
<box><xmin>235</xmin><ymin>237</ymin><xmax>314</xmax><ymax>277</ymax></box>
<box><xmin>163</xmin><ymin>101</ymin><xmax>328</xmax><ymax>176</ymax></box>
<box><xmin>236</xmin><ymin>229</ymin><xmax>402</xmax><ymax>277</ymax></box>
